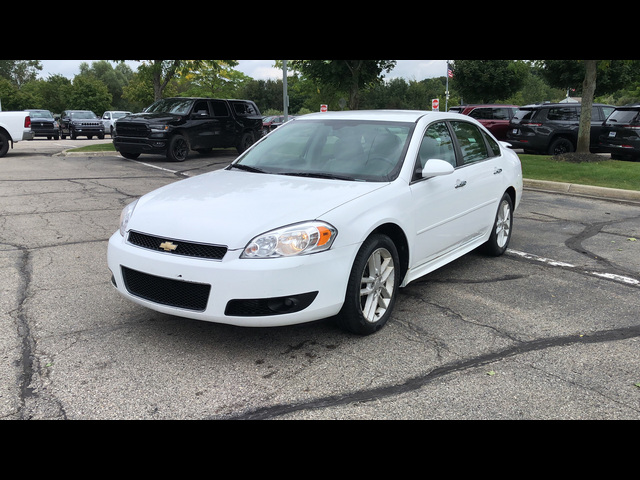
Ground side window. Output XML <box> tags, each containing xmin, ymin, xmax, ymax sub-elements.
<box><xmin>193</xmin><ymin>100</ymin><xmax>210</xmax><ymax>117</ymax></box>
<box><xmin>210</xmin><ymin>100</ymin><xmax>230</xmax><ymax>117</ymax></box>
<box><xmin>417</xmin><ymin>122</ymin><xmax>457</xmax><ymax>172</ymax></box>
<box><xmin>451</xmin><ymin>121</ymin><xmax>489</xmax><ymax>165</ymax></box>
<box><xmin>547</xmin><ymin>107</ymin><xmax>578</xmax><ymax>121</ymax></box>
<box><xmin>469</xmin><ymin>108</ymin><xmax>491</xmax><ymax>120</ymax></box>
<box><xmin>492</xmin><ymin>108</ymin><xmax>510</xmax><ymax>120</ymax></box>
<box><xmin>482</xmin><ymin>130</ymin><xmax>501</xmax><ymax>157</ymax></box>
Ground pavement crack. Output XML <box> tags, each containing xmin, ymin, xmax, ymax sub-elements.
<box><xmin>220</xmin><ymin>324</ymin><xmax>640</xmax><ymax>420</ymax></box>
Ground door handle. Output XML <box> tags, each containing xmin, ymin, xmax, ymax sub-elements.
<box><xmin>494</xmin><ymin>168</ymin><xmax>503</xmax><ymax>174</ymax></box>
<box><xmin>455</xmin><ymin>180</ymin><xmax>467</xmax><ymax>189</ymax></box>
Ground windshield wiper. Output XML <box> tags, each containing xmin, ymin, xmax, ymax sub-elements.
<box><xmin>227</xmin><ymin>163</ymin><xmax>269</xmax><ymax>174</ymax></box>
<box><xmin>279</xmin><ymin>172</ymin><xmax>356</xmax><ymax>181</ymax></box>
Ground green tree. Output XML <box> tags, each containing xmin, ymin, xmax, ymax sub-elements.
<box><xmin>0</xmin><ymin>60</ymin><xmax>42</xmax><ymax>87</ymax></box>
<box><xmin>0</xmin><ymin>77</ymin><xmax>19</xmax><ymax>110</ymax></box>
<box><xmin>65</xmin><ymin>76</ymin><xmax>112</xmax><ymax>114</ymax></box>
<box><xmin>286</xmin><ymin>60</ymin><xmax>396</xmax><ymax>110</ymax></box>
<box><xmin>180</xmin><ymin>61</ymin><xmax>248</xmax><ymax>98</ymax></box>
<box><xmin>79</xmin><ymin>61</ymin><xmax>134</xmax><ymax>110</ymax></box>
<box><xmin>451</xmin><ymin>60</ymin><xmax>528</xmax><ymax>104</ymax></box>
<box><xmin>117</xmin><ymin>60</ymin><xmax>238</xmax><ymax>101</ymax></box>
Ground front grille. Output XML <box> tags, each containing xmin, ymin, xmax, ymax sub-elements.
<box><xmin>116</xmin><ymin>122</ymin><xmax>149</xmax><ymax>137</ymax></box>
<box><xmin>128</xmin><ymin>231</ymin><xmax>227</xmax><ymax>260</ymax></box>
<box><xmin>33</xmin><ymin>122</ymin><xmax>54</xmax><ymax>128</ymax></box>
<box><xmin>78</xmin><ymin>121</ymin><xmax>101</xmax><ymax>127</ymax></box>
<box><xmin>121</xmin><ymin>266</ymin><xmax>211</xmax><ymax>311</ymax></box>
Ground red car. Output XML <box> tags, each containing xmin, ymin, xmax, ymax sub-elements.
<box><xmin>449</xmin><ymin>104</ymin><xmax>519</xmax><ymax>141</ymax></box>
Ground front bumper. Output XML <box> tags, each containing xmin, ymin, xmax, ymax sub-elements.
<box><xmin>107</xmin><ymin>231</ymin><xmax>359</xmax><ymax>327</ymax></box>
<box><xmin>113</xmin><ymin>136</ymin><xmax>167</xmax><ymax>155</ymax></box>
<box><xmin>32</xmin><ymin>127</ymin><xmax>58</xmax><ymax>137</ymax></box>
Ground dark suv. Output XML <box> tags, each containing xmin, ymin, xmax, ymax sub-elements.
<box><xmin>24</xmin><ymin>109</ymin><xmax>59</xmax><ymax>139</ymax></box>
<box><xmin>59</xmin><ymin>110</ymin><xmax>105</xmax><ymax>140</ymax></box>
<box><xmin>113</xmin><ymin>97</ymin><xmax>262</xmax><ymax>162</ymax></box>
<box><xmin>448</xmin><ymin>104</ymin><xmax>518</xmax><ymax>141</ymax></box>
<box><xmin>598</xmin><ymin>104</ymin><xmax>640</xmax><ymax>160</ymax></box>
<box><xmin>506</xmin><ymin>103</ymin><xmax>615</xmax><ymax>155</ymax></box>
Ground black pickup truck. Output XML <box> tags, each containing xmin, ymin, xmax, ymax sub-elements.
<box><xmin>113</xmin><ymin>97</ymin><xmax>263</xmax><ymax>162</ymax></box>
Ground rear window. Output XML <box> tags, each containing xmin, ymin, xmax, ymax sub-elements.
<box><xmin>512</xmin><ymin>108</ymin><xmax>537</xmax><ymax>122</ymax></box>
<box><xmin>606</xmin><ymin>108</ymin><xmax>640</xmax><ymax>124</ymax></box>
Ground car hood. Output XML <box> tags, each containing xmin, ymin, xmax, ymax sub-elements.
<box><xmin>124</xmin><ymin>112</ymin><xmax>182</xmax><ymax>123</ymax></box>
<box><xmin>127</xmin><ymin>169</ymin><xmax>388</xmax><ymax>249</ymax></box>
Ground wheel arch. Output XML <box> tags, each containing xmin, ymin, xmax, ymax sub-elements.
<box><xmin>369</xmin><ymin>222</ymin><xmax>409</xmax><ymax>285</ymax></box>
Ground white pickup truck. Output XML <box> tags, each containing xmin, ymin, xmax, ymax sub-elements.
<box><xmin>0</xmin><ymin>111</ymin><xmax>35</xmax><ymax>157</ymax></box>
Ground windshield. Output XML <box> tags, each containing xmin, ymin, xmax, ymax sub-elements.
<box><xmin>113</xmin><ymin>112</ymin><xmax>130</xmax><ymax>119</ymax></box>
<box><xmin>28</xmin><ymin>110</ymin><xmax>53</xmax><ymax>119</ymax></box>
<box><xmin>145</xmin><ymin>98</ymin><xmax>194</xmax><ymax>115</ymax></box>
<box><xmin>70</xmin><ymin>111</ymin><xmax>97</xmax><ymax>119</ymax></box>
<box><xmin>234</xmin><ymin>119</ymin><xmax>414</xmax><ymax>182</ymax></box>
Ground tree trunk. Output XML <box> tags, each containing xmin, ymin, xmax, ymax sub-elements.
<box><xmin>576</xmin><ymin>60</ymin><xmax>597</xmax><ymax>154</ymax></box>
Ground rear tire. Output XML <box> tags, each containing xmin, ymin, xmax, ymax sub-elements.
<box><xmin>549</xmin><ymin>137</ymin><xmax>573</xmax><ymax>156</ymax></box>
<box><xmin>236</xmin><ymin>132</ymin><xmax>255</xmax><ymax>154</ymax></box>
<box><xmin>119</xmin><ymin>151</ymin><xmax>140</xmax><ymax>160</ymax></box>
<box><xmin>336</xmin><ymin>234</ymin><xmax>400</xmax><ymax>335</ymax></box>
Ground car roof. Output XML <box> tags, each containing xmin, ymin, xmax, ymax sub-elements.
<box><xmin>297</xmin><ymin>110</ymin><xmax>452</xmax><ymax>123</ymax></box>
<box><xmin>519</xmin><ymin>103</ymin><xmax>613</xmax><ymax>108</ymax></box>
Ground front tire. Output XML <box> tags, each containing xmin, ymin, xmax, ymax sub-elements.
<box><xmin>483</xmin><ymin>193</ymin><xmax>513</xmax><ymax>256</ymax></box>
<box><xmin>336</xmin><ymin>234</ymin><xmax>400</xmax><ymax>335</ymax></box>
<box><xmin>167</xmin><ymin>134</ymin><xmax>189</xmax><ymax>162</ymax></box>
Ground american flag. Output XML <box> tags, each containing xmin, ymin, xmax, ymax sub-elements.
<box><xmin>447</xmin><ymin>64</ymin><xmax>454</xmax><ymax>78</ymax></box>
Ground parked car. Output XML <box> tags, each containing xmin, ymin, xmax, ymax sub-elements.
<box><xmin>108</xmin><ymin>110</ymin><xmax>522</xmax><ymax>335</ymax></box>
<box><xmin>114</xmin><ymin>98</ymin><xmax>262</xmax><ymax>161</ymax></box>
<box><xmin>597</xmin><ymin>104</ymin><xmax>640</xmax><ymax>161</ymax></box>
<box><xmin>102</xmin><ymin>111</ymin><xmax>132</xmax><ymax>136</ymax></box>
<box><xmin>448</xmin><ymin>104</ymin><xmax>519</xmax><ymax>141</ymax></box>
<box><xmin>24</xmin><ymin>109</ymin><xmax>59</xmax><ymax>139</ymax></box>
<box><xmin>262</xmin><ymin>115</ymin><xmax>293</xmax><ymax>135</ymax></box>
<box><xmin>506</xmin><ymin>103</ymin><xmax>615</xmax><ymax>155</ymax></box>
<box><xmin>59</xmin><ymin>110</ymin><xmax>105</xmax><ymax>140</ymax></box>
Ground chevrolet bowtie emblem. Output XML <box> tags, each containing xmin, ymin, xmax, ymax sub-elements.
<box><xmin>159</xmin><ymin>241</ymin><xmax>178</xmax><ymax>252</ymax></box>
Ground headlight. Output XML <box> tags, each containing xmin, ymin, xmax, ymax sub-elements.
<box><xmin>150</xmin><ymin>125</ymin><xmax>169</xmax><ymax>133</ymax></box>
<box><xmin>241</xmin><ymin>221</ymin><xmax>337</xmax><ymax>258</ymax></box>
<box><xmin>119</xmin><ymin>199</ymin><xmax>138</xmax><ymax>236</ymax></box>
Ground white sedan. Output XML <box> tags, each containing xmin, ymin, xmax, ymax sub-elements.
<box><xmin>108</xmin><ymin>110</ymin><xmax>522</xmax><ymax>335</ymax></box>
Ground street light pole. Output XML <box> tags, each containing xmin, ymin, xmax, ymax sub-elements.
<box><xmin>283</xmin><ymin>60</ymin><xmax>289</xmax><ymax>122</ymax></box>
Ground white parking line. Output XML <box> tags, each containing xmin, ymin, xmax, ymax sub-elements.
<box><xmin>507</xmin><ymin>249</ymin><xmax>639</xmax><ymax>287</ymax></box>
<box><xmin>121</xmin><ymin>157</ymin><xmax>190</xmax><ymax>176</ymax></box>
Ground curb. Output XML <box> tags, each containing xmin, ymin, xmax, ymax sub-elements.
<box><xmin>523</xmin><ymin>178</ymin><xmax>640</xmax><ymax>203</ymax></box>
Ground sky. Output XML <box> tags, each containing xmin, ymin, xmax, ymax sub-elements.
<box><xmin>37</xmin><ymin>60</ymin><xmax>450</xmax><ymax>82</ymax></box>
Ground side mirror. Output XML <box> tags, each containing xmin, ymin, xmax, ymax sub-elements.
<box><xmin>421</xmin><ymin>159</ymin><xmax>454</xmax><ymax>178</ymax></box>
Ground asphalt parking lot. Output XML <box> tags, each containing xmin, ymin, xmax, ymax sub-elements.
<box><xmin>2</xmin><ymin>138</ymin><xmax>639</xmax><ymax>419</ymax></box>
